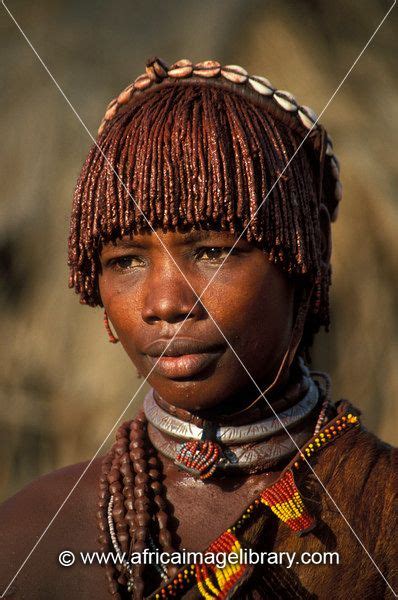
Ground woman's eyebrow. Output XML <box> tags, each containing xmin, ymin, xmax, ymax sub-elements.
<box><xmin>180</xmin><ymin>230</ymin><xmax>213</xmax><ymax>243</ymax></box>
<box><xmin>111</xmin><ymin>239</ymin><xmax>148</xmax><ymax>249</ymax></box>
<box><xmin>179</xmin><ymin>230</ymin><xmax>235</xmax><ymax>244</ymax></box>
<box><xmin>104</xmin><ymin>230</ymin><xmax>236</xmax><ymax>252</ymax></box>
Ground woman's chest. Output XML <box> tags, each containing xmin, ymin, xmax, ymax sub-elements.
<box><xmin>159</xmin><ymin>464</ymin><xmax>278</xmax><ymax>552</ymax></box>
<box><xmin>165</xmin><ymin>484</ymin><xmax>244</xmax><ymax>551</ymax></box>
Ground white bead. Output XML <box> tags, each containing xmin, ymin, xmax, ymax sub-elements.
<box><xmin>326</xmin><ymin>142</ymin><xmax>333</xmax><ymax>156</ymax></box>
<box><xmin>330</xmin><ymin>156</ymin><xmax>340</xmax><ymax>179</ymax></box>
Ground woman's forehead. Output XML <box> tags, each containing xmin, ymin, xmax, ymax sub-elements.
<box><xmin>101</xmin><ymin>228</ymin><xmax>250</xmax><ymax>251</ymax></box>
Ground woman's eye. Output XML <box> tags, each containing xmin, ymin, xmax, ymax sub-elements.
<box><xmin>195</xmin><ymin>247</ymin><xmax>236</xmax><ymax>262</ymax></box>
<box><xmin>110</xmin><ymin>256</ymin><xmax>144</xmax><ymax>271</ymax></box>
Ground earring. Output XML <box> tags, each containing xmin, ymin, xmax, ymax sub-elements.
<box><xmin>103</xmin><ymin>311</ymin><xmax>119</xmax><ymax>344</ymax></box>
<box><xmin>313</xmin><ymin>275</ymin><xmax>322</xmax><ymax>314</ymax></box>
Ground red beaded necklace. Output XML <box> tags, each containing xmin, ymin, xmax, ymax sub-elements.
<box><xmin>148</xmin><ymin>404</ymin><xmax>360</xmax><ymax>600</ymax></box>
<box><xmin>98</xmin><ymin>383</ymin><xmax>359</xmax><ymax>599</ymax></box>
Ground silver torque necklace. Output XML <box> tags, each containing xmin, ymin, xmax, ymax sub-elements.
<box><xmin>143</xmin><ymin>375</ymin><xmax>319</xmax><ymax>445</ymax></box>
<box><xmin>147</xmin><ymin>421</ymin><xmax>313</xmax><ymax>472</ymax></box>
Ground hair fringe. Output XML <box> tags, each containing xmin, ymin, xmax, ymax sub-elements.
<box><xmin>68</xmin><ymin>85</ymin><xmax>330</xmax><ymax>336</ymax></box>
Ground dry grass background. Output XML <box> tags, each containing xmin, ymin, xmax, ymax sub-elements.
<box><xmin>0</xmin><ymin>0</ymin><xmax>397</xmax><ymax>501</ymax></box>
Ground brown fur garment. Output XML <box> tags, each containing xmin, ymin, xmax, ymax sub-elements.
<box><xmin>167</xmin><ymin>425</ymin><xmax>397</xmax><ymax>600</ymax></box>
<box><xmin>233</xmin><ymin>426</ymin><xmax>398</xmax><ymax>599</ymax></box>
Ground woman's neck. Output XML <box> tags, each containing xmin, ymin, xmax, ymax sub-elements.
<box><xmin>152</xmin><ymin>358</ymin><xmax>307</xmax><ymax>427</ymax></box>
<box><xmin>145</xmin><ymin>360</ymin><xmax>324</xmax><ymax>479</ymax></box>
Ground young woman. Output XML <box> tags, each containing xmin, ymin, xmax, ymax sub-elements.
<box><xmin>1</xmin><ymin>58</ymin><xmax>396</xmax><ymax>600</ymax></box>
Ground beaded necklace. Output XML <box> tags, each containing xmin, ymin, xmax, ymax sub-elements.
<box><xmin>106</xmin><ymin>395</ymin><xmax>327</xmax><ymax>590</ymax></box>
<box><xmin>147</xmin><ymin>404</ymin><xmax>360</xmax><ymax>600</ymax></box>
<box><xmin>99</xmin><ymin>374</ymin><xmax>359</xmax><ymax>599</ymax></box>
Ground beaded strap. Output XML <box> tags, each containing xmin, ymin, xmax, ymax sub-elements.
<box><xmin>150</xmin><ymin>404</ymin><xmax>360</xmax><ymax>599</ymax></box>
<box><xmin>97</xmin><ymin>414</ymin><xmax>179</xmax><ymax>599</ymax></box>
<box><xmin>293</xmin><ymin>409</ymin><xmax>359</xmax><ymax>467</ymax></box>
<box><xmin>195</xmin><ymin>532</ymin><xmax>247</xmax><ymax>599</ymax></box>
<box><xmin>97</xmin><ymin>57</ymin><xmax>341</xmax><ymax>223</ymax></box>
<box><xmin>99</xmin><ymin>404</ymin><xmax>360</xmax><ymax>599</ymax></box>
<box><xmin>260</xmin><ymin>469</ymin><xmax>315</xmax><ymax>535</ymax></box>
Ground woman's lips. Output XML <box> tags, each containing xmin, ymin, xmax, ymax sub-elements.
<box><xmin>147</xmin><ymin>351</ymin><xmax>222</xmax><ymax>379</ymax></box>
<box><xmin>143</xmin><ymin>337</ymin><xmax>224</xmax><ymax>379</ymax></box>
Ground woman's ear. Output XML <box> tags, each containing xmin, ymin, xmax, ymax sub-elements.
<box><xmin>319</xmin><ymin>203</ymin><xmax>332</xmax><ymax>270</ymax></box>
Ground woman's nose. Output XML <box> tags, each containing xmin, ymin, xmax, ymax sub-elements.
<box><xmin>141</xmin><ymin>265</ymin><xmax>204</xmax><ymax>325</ymax></box>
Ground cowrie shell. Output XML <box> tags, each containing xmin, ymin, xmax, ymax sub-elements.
<box><xmin>117</xmin><ymin>84</ymin><xmax>134</xmax><ymax>105</ymax></box>
<box><xmin>133</xmin><ymin>74</ymin><xmax>152</xmax><ymax>90</ymax></box>
<box><xmin>193</xmin><ymin>60</ymin><xmax>221</xmax><ymax>77</ymax></box>
<box><xmin>105</xmin><ymin>103</ymin><xmax>118</xmax><ymax>120</ymax></box>
<box><xmin>298</xmin><ymin>105</ymin><xmax>318</xmax><ymax>129</ymax></box>
<box><xmin>221</xmin><ymin>65</ymin><xmax>248</xmax><ymax>84</ymax></box>
<box><xmin>273</xmin><ymin>90</ymin><xmax>297</xmax><ymax>112</ymax></box>
<box><xmin>168</xmin><ymin>59</ymin><xmax>193</xmax><ymax>78</ymax></box>
<box><xmin>249</xmin><ymin>76</ymin><xmax>274</xmax><ymax>95</ymax></box>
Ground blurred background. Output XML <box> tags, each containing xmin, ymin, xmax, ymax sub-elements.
<box><xmin>1</xmin><ymin>0</ymin><xmax>397</xmax><ymax>501</ymax></box>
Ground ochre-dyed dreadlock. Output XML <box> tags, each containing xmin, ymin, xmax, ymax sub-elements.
<box><xmin>68</xmin><ymin>82</ymin><xmax>331</xmax><ymax>338</ymax></box>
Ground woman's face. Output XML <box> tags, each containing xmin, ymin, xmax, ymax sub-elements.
<box><xmin>99</xmin><ymin>228</ymin><xmax>295</xmax><ymax>411</ymax></box>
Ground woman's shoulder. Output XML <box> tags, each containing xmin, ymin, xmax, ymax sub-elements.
<box><xmin>0</xmin><ymin>457</ymin><xmax>105</xmax><ymax>598</ymax></box>
<box><xmin>0</xmin><ymin>457</ymin><xmax>103</xmax><ymax>519</ymax></box>
<box><xmin>334</xmin><ymin>422</ymin><xmax>395</xmax><ymax>470</ymax></box>
<box><xmin>314</xmin><ymin>419</ymin><xmax>397</xmax><ymax>542</ymax></box>
<box><xmin>316</xmin><ymin>418</ymin><xmax>397</xmax><ymax>489</ymax></box>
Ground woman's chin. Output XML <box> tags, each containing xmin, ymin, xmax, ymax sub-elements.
<box><xmin>150</xmin><ymin>378</ymin><xmax>236</xmax><ymax>413</ymax></box>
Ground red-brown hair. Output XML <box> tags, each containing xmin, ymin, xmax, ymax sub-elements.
<box><xmin>68</xmin><ymin>83</ymin><xmax>330</xmax><ymax>337</ymax></box>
